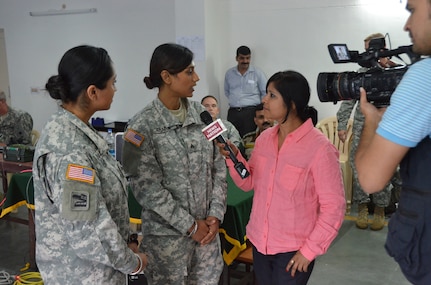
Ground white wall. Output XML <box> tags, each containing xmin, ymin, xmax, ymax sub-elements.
<box><xmin>216</xmin><ymin>0</ymin><xmax>411</xmax><ymax>120</ymax></box>
<box><xmin>204</xmin><ymin>0</ymin><xmax>231</xmax><ymax>119</ymax></box>
<box><xmin>0</xmin><ymin>0</ymin><xmax>411</xmax><ymax>131</ymax></box>
<box><xmin>0</xmin><ymin>0</ymin><xmax>176</xmax><ymax>131</ymax></box>
<box><xmin>0</xmin><ymin>29</ymin><xmax>11</xmax><ymax>104</ymax></box>
<box><xmin>175</xmin><ymin>0</ymin><xmax>208</xmax><ymax>102</ymax></box>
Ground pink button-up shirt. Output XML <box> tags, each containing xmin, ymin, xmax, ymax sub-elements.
<box><xmin>227</xmin><ymin>119</ymin><xmax>345</xmax><ymax>261</ymax></box>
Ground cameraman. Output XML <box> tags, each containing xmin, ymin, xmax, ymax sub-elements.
<box><xmin>356</xmin><ymin>0</ymin><xmax>431</xmax><ymax>283</ymax></box>
<box><xmin>337</xmin><ymin>33</ymin><xmax>398</xmax><ymax>231</ymax></box>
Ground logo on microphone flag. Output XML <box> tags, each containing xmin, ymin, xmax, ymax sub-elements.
<box><xmin>202</xmin><ymin>119</ymin><xmax>227</xmax><ymax>141</ymax></box>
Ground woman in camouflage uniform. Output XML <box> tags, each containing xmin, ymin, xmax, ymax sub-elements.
<box><xmin>33</xmin><ymin>45</ymin><xmax>147</xmax><ymax>284</ymax></box>
<box><xmin>122</xmin><ymin>43</ymin><xmax>227</xmax><ymax>285</ymax></box>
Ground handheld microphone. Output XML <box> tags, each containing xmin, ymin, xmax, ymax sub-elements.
<box><xmin>200</xmin><ymin>111</ymin><xmax>250</xmax><ymax>179</ymax></box>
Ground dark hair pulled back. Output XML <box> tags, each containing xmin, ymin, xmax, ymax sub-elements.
<box><xmin>144</xmin><ymin>43</ymin><xmax>193</xmax><ymax>90</ymax></box>
<box><xmin>266</xmin><ymin>70</ymin><xmax>311</xmax><ymax>124</ymax></box>
<box><xmin>45</xmin><ymin>45</ymin><xmax>113</xmax><ymax>103</ymax></box>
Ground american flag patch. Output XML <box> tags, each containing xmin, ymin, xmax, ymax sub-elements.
<box><xmin>66</xmin><ymin>164</ymin><xmax>95</xmax><ymax>184</ymax></box>
<box><xmin>124</xmin><ymin>129</ymin><xmax>144</xmax><ymax>147</ymax></box>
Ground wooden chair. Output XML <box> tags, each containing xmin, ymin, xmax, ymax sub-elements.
<box><xmin>316</xmin><ymin>116</ymin><xmax>354</xmax><ymax>214</ymax></box>
<box><xmin>228</xmin><ymin>242</ymin><xmax>256</xmax><ymax>285</ymax></box>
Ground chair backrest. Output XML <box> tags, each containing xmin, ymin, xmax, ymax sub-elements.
<box><xmin>31</xmin><ymin>130</ymin><xmax>40</xmax><ymax>146</ymax></box>
<box><xmin>114</xmin><ymin>132</ymin><xmax>124</xmax><ymax>163</ymax></box>
<box><xmin>315</xmin><ymin>116</ymin><xmax>353</xmax><ymax>157</ymax></box>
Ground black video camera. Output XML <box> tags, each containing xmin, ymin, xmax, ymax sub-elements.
<box><xmin>317</xmin><ymin>38</ymin><xmax>420</xmax><ymax>105</ymax></box>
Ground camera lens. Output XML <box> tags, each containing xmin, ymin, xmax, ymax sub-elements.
<box><xmin>317</xmin><ymin>67</ymin><xmax>407</xmax><ymax>104</ymax></box>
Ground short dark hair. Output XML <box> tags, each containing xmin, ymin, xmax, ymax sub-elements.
<box><xmin>201</xmin><ymin>95</ymin><xmax>218</xmax><ymax>104</ymax></box>
<box><xmin>266</xmin><ymin>70</ymin><xmax>311</xmax><ymax>124</ymax></box>
<box><xmin>255</xmin><ymin>103</ymin><xmax>264</xmax><ymax>113</ymax></box>
<box><xmin>236</xmin><ymin>46</ymin><xmax>251</xmax><ymax>57</ymax></box>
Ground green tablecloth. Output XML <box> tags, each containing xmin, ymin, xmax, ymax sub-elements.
<box><xmin>0</xmin><ymin>172</ymin><xmax>143</xmax><ymax>224</ymax></box>
<box><xmin>0</xmin><ymin>171</ymin><xmax>34</xmax><ymax>217</ymax></box>
<box><xmin>1</xmin><ymin>171</ymin><xmax>254</xmax><ymax>266</ymax></box>
<box><xmin>219</xmin><ymin>172</ymin><xmax>254</xmax><ymax>265</ymax></box>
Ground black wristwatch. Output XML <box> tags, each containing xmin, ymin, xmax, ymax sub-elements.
<box><xmin>128</xmin><ymin>233</ymin><xmax>139</xmax><ymax>245</ymax></box>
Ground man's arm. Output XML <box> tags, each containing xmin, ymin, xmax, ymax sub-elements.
<box><xmin>256</xmin><ymin>69</ymin><xmax>267</xmax><ymax>100</ymax></box>
<box><xmin>224</xmin><ymin>71</ymin><xmax>230</xmax><ymax>99</ymax></box>
<box><xmin>20</xmin><ymin>112</ymin><xmax>33</xmax><ymax>145</ymax></box>
<box><xmin>355</xmin><ymin>88</ymin><xmax>408</xmax><ymax>193</ymax></box>
<box><xmin>9</xmin><ymin>110</ymin><xmax>33</xmax><ymax>145</ymax></box>
<box><xmin>336</xmin><ymin>100</ymin><xmax>355</xmax><ymax>130</ymax></box>
<box><xmin>336</xmin><ymin>100</ymin><xmax>355</xmax><ymax>142</ymax></box>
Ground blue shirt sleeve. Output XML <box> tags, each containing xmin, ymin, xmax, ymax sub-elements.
<box><xmin>255</xmin><ymin>68</ymin><xmax>267</xmax><ymax>99</ymax></box>
<box><xmin>377</xmin><ymin>58</ymin><xmax>431</xmax><ymax>147</ymax></box>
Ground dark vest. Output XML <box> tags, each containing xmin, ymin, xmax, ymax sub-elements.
<box><xmin>385</xmin><ymin>137</ymin><xmax>431</xmax><ymax>285</ymax></box>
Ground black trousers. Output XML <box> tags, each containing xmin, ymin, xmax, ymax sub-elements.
<box><xmin>252</xmin><ymin>246</ymin><xmax>315</xmax><ymax>285</ymax></box>
<box><xmin>227</xmin><ymin>106</ymin><xmax>257</xmax><ymax>137</ymax></box>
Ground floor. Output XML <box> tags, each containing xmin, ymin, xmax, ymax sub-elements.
<box><xmin>307</xmin><ymin>210</ymin><xmax>410</xmax><ymax>285</ymax></box>
<box><xmin>0</xmin><ymin>202</ymin><xmax>411</xmax><ymax>285</ymax></box>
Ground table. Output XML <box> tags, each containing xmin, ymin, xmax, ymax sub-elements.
<box><xmin>0</xmin><ymin>171</ymin><xmax>34</xmax><ymax>219</ymax></box>
<box><xmin>0</xmin><ymin>172</ymin><xmax>36</xmax><ymax>268</ymax></box>
<box><xmin>0</xmin><ymin>155</ymin><xmax>33</xmax><ymax>193</ymax></box>
<box><xmin>219</xmin><ymin>172</ymin><xmax>254</xmax><ymax>266</ymax></box>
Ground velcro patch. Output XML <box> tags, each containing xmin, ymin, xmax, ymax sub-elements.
<box><xmin>66</xmin><ymin>164</ymin><xmax>95</xmax><ymax>184</ymax></box>
<box><xmin>124</xmin><ymin>129</ymin><xmax>144</xmax><ymax>147</ymax></box>
<box><xmin>71</xmin><ymin>191</ymin><xmax>90</xmax><ymax>211</ymax></box>
<box><xmin>62</xmin><ymin>181</ymin><xmax>97</xmax><ymax>221</ymax></box>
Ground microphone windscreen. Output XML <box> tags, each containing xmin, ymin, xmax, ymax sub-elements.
<box><xmin>200</xmin><ymin>110</ymin><xmax>213</xmax><ymax>125</ymax></box>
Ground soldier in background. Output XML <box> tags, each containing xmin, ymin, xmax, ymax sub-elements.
<box><xmin>201</xmin><ymin>95</ymin><xmax>243</xmax><ymax>149</ymax></box>
<box><xmin>0</xmin><ymin>90</ymin><xmax>33</xmax><ymax>145</ymax></box>
<box><xmin>242</xmin><ymin>103</ymin><xmax>274</xmax><ymax>159</ymax></box>
<box><xmin>337</xmin><ymin>33</ymin><xmax>400</xmax><ymax>231</ymax></box>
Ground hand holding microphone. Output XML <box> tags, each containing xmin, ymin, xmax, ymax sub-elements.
<box><xmin>200</xmin><ymin>111</ymin><xmax>250</xmax><ymax>179</ymax></box>
<box><xmin>217</xmin><ymin>139</ymin><xmax>238</xmax><ymax>159</ymax></box>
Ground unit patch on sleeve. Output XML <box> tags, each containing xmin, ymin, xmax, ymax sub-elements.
<box><xmin>62</xmin><ymin>180</ymin><xmax>98</xmax><ymax>221</ymax></box>
<box><xmin>71</xmin><ymin>191</ymin><xmax>90</xmax><ymax>211</ymax></box>
<box><xmin>66</xmin><ymin>164</ymin><xmax>95</xmax><ymax>184</ymax></box>
<box><xmin>124</xmin><ymin>129</ymin><xmax>144</xmax><ymax>147</ymax></box>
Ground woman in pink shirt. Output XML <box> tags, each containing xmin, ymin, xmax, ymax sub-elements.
<box><xmin>220</xmin><ymin>70</ymin><xmax>346</xmax><ymax>284</ymax></box>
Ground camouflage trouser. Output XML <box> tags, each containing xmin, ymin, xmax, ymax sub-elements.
<box><xmin>350</xmin><ymin>132</ymin><xmax>392</xmax><ymax>207</ymax></box>
<box><xmin>141</xmin><ymin>234</ymin><xmax>223</xmax><ymax>285</ymax></box>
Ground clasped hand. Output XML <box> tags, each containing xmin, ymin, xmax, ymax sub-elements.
<box><xmin>192</xmin><ymin>217</ymin><xmax>220</xmax><ymax>245</ymax></box>
<box><xmin>128</xmin><ymin>241</ymin><xmax>148</xmax><ymax>271</ymax></box>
